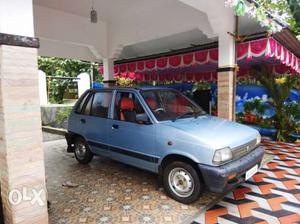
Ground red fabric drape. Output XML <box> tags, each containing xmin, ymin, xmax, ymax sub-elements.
<box><xmin>251</xmin><ymin>39</ymin><xmax>268</xmax><ymax>55</ymax></box>
<box><xmin>159</xmin><ymin>73</ymin><xmax>166</xmax><ymax>81</ymax></box>
<box><xmin>209</xmin><ymin>49</ymin><xmax>218</xmax><ymax>61</ymax></box>
<box><xmin>169</xmin><ymin>55</ymin><xmax>181</xmax><ymax>67</ymax></box>
<box><xmin>127</xmin><ymin>62</ymin><xmax>136</xmax><ymax>72</ymax></box>
<box><xmin>137</xmin><ymin>61</ymin><xmax>145</xmax><ymax>71</ymax></box>
<box><xmin>113</xmin><ymin>37</ymin><xmax>299</xmax><ymax>80</ymax></box>
<box><xmin>114</xmin><ymin>65</ymin><xmax>119</xmax><ymax>74</ymax></box>
<box><xmin>186</xmin><ymin>73</ymin><xmax>194</xmax><ymax>81</ymax></box>
<box><xmin>237</xmin><ymin>42</ymin><xmax>249</xmax><ymax>59</ymax></box>
<box><xmin>120</xmin><ymin>64</ymin><xmax>127</xmax><ymax>72</ymax></box>
<box><xmin>156</xmin><ymin>57</ymin><xmax>168</xmax><ymax>69</ymax></box>
<box><xmin>145</xmin><ymin>59</ymin><xmax>156</xmax><ymax>70</ymax></box>
<box><xmin>183</xmin><ymin>53</ymin><xmax>193</xmax><ymax>65</ymax></box>
<box><xmin>195</xmin><ymin>51</ymin><xmax>208</xmax><ymax>63</ymax></box>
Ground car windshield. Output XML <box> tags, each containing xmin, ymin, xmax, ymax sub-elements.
<box><xmin>141</xmin><ymin>89</ymin><xmax>206</xmax><ymax>121</ymax></box>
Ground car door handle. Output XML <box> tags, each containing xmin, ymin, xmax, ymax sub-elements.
<box><xmin>112</xmin><ymin>124</ymin><xmax>119</xmax><ymax>129</ymax></box>
<box><xmin>80</xmin><ymin>118</ymin><xmax>86</xmax><ymax>124</ymax></box>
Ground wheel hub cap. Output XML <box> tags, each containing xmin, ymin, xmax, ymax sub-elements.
<box><xmin>75</xmin><ymin>143</ymin><xmax>86</xmax><ymax>160</ymax></box>
<box><xmin>168</xmin><ymin>168</ymin><xmax>194</xmax><ymax>198</ymax></box>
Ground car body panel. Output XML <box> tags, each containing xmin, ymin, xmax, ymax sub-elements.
<box><xmin>66</xmin><ymin>87</ymin><xmax>264</xmax><ymax>194</ymax></box>
<box><xmin>162</xmin><ymin>116</ymin><xmax>258</xmax><ymax>150</ymax></box>
<box><xmin>108</xmin><ymin>119</ymin><xmax>157</xmax><ymax>172</ymax></box>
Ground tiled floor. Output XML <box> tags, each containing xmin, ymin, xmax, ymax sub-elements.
<box><xmin>45</xmin><ymin>137</ymin><xmax>300</xmax><ymax>224</ymax></box>
<box><xmin>193</xmin><ymin>139</ymin><xmax>300</xmax><ymax>224</ymax></box>
<box><xmin>45</xmin><ymin>139</ymin><xmax>220</xmax><ymax>224</ymax></box>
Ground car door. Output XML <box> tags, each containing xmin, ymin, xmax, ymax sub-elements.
<box><xmin>83</xmin><ymin>90</ymin><xmax>113</xmax><ymax>157</ymax></box>
<box><xmin>108</xmin><ymin>90</ymin><xmax>157</xmax><ymax>172</ymax></box>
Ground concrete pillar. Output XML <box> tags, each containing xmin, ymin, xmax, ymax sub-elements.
<box><xmin>77</xmin><ymin>73</ymin><xmax>91</xmax><ymax>97</ymax></box>
<box><xmin>217</xmin><ymin>32</ymin><xmax>236</xmax><ymax>121</ymax></box>
<box><xmin>38</xmin><ymin>70</ymin><xmax>48</xmax><ymax>105</ymax></box>
<box><xmin>0</xmin><ymin>0</ymin><xmax>48</xmax><ymax>223</ymax></box>
<box><xmin>103</xmin><ymin>58</ymin><xmax>116</xmax><ymax>87</ymax></box>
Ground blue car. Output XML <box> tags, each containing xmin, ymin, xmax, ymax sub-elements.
<box><xmin>65</xmin><ymin>87</ymin><xmax>264</xmax><ymax>204</ymax></box>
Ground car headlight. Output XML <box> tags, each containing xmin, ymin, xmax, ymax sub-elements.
<box><xmin>256</xmin><ymin>134</ymin><xmax>261</xmax><ymax>145</ymax></box>
<box><xmin>212</xmin><ymin>147</ymin><xmax>233</xmax><ymax>165</ymax></box>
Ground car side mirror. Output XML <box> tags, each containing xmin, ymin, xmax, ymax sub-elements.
<box><xmin>136</xmin><ymin>114</ymin><xmax>151</xmax><ymax>125</ymax></box>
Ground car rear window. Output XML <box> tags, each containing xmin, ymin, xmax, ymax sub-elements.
<box><xmin>91</xmin><ymin>92</ymin><xmax>113</xmax><ymax>118</ymax></box>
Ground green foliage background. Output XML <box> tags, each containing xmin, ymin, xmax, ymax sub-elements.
<box><xmin>38</xmin><ymin>57</ymin><xmax>102</xmax><ymax>104</ymax></box>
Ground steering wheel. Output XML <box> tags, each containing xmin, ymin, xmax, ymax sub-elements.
<box><xmin>154</xmin><ymin>108</ymin><xmax>166</xmax><ymax>113</ymax></box>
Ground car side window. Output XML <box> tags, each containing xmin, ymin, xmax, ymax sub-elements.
<box><xmin>75</xmin><ymin>92</ymin><xmax>89</xmax><ymax>113</ymax></box>
<box><xmin>82</xmin><ymin>94</ymin><xmax>93</xmax><ymax>115</ymax></box>
<box><xmin>91</xmin><ymin>91</ymin><xmax>113</xmax><ymax>118</ymax></box>
<box><xmin>114</xmin><ymin>92</ymin><xmax>149</xmax><ymax>124</ymax></box>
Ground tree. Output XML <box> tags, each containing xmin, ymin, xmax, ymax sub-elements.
<box><xmin>250</xmin><ymin>65</ymin><xmax>298</xmax><ymax>141</ymax></box>
<box><xmin>38</xmin><ymin>57</ymin><xmax>101</xmax><ymax>104</ymax></box>
<box><xmin>287</xmin><ymin>0</ymin><xmax>300</xmax><ymax>36</ymax></box>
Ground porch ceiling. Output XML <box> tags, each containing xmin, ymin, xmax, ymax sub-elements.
<box><xmin>33</xmin><ymin>0</ymin><xmax>263</xmax><ymax>61</ymax></box>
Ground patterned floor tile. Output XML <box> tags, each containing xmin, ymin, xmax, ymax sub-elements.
<box><xmin>44</xmin><ymin>138</ymin><xmax>300</xmax><ymax>224</ymax></box>
<box><xmin>192</xmin><ymin>139</ymin><xmax>300</xmax><ymax>224</ymax></box>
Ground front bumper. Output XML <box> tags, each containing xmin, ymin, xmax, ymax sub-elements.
<box><xmin>198</xmin><ymin>146</ymin><xmax>265</xmax><ymax>193</ymax></box>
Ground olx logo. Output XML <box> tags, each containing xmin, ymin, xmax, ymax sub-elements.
<box><xmin>8</xmin><ymin>187</ymin><xmax>45</xmax><ymax>206</ymax></box>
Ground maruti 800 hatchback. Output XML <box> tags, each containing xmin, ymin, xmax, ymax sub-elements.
<box><xmin>65</xmin><ymin>87</ymin><xmax>264</xmax><ymax>204</ymax></box>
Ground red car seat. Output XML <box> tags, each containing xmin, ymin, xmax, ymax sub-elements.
<box><xmin>120</xmin><ymin>97</ymin><xmax>136</xmax><ymax>122</ymax></box>
<box><xmin>145</xmin><ymin>97</ymin><xmax>158</xmax><ymax>110</ymax></box>
<box><xmin>167</xmin><ymin>96</ymin><xmax>189</xmax><ymax>115</ymax></box>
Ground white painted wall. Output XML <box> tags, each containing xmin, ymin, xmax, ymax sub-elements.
<box><xmin>77</xmin><ymin>73</ymin><xmax>91</xmax><ymax>97</ymax></box>
<box><xmin>38</xmin><ymin>70</ymin><xmax>48</xmax><ymax>105</ymax></box>
<box><xmin>0</xmin><ymin>0</ymin><xmax>34</xmax><ymax>36</ymax></box>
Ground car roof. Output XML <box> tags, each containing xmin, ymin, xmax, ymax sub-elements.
<box><xmin>89</xmin><ymin>86</ymin><xmax>174</xmax><ymax>92</ymax></box>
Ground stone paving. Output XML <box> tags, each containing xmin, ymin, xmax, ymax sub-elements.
<box><xmin>44</xmin><ymin>135</ymin><xmax>300</xmax><ymax>224</ymax></box>
<box><xmin>45</xmin><ymin>138</ymin><xmax>220</xmax><ymax>224</ymax></box>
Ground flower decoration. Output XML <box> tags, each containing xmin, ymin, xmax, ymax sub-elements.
<box><xmin>275</xmin><ymin>77</ymin><xmax>286</xmax><ymax>85</ymax></box>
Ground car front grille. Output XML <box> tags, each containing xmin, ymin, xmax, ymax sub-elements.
<box><xmin>232</xmin><ymin>139</ymin><xmax>257</xmax><ymax>160</ymax></box>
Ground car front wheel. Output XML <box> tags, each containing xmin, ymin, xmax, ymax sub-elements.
<box><xmin>74</xmin><ymin>137</ymin><xmax>94</xmax><ymax>164</ymax></box>
<box><xmin>163</xmin><ymin>161</ymin><xmax>203</xmax><ymax>204</ymax></box>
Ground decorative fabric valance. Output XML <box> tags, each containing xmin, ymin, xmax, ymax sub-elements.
<box><xmin>104</xmin><ymin>37</ymin><xmax>300</xmax><ymax>82</ymax></box>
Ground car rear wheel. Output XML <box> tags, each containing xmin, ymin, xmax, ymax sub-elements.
<box><xmin>74</xmin><ymin>137</ymin><xmax>94</xmax><ymax>164</ymax></box>
<box><xmin>163</xmin><ymin>161</ymin><xmax>203</xmax><ymax>204</ymax></box>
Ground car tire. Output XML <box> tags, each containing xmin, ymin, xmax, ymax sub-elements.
<box><xmin>74</xmin><ymin>137</ymin><xmax>94</xmax><ymax>164</ymax></box>
<box><xmin>163</xmin><ymin>161</ymin><xmax>203</xmax><ymax>204</ymax></box>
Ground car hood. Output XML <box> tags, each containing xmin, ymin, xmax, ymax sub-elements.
<box><xmin>162</xmin><ymin>115</ymin><xmax>259</xmax><ymax>149</ymax></box>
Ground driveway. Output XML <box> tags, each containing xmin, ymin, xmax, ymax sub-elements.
<box><xmin>44</xmin><ymin>134</ymin><xmax>300</xmax><ymax>223</ymax></box>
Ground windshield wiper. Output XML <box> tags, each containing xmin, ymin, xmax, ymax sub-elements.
<box><xmin>194</xmin><ymin>110</ymin><xmax>206</xmax><ymax>119</ymax></box>
<box><xmin>172</xmin><ymin>111</ymin><xmax>195</xmax><ymax>122</ymax></box>
<box><xmin>172</xmin><ymin>111</ymin><xmax>205</xmax><ymax>122</ymax></box>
